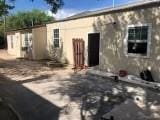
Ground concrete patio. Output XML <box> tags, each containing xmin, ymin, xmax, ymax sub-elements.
<box><xmin>0</xmin><ymin>50</ymin><xmax>160</xmax><ymax>120</ymax></box>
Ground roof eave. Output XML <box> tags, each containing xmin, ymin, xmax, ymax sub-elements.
<box><xmin>47</xmin><ymin>0</ymin><xmax>160</xmax><ymax>24</ymax></box>
<box><xmin>6</xmin><ymin>24</ymin><xmax>46</xmax><ymax>33</ymax></box>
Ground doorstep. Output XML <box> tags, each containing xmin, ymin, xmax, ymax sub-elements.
<box><xmin>87</xmin><ymin>69</ymin><xmax>160</xmax><ymax>91</ymax></box>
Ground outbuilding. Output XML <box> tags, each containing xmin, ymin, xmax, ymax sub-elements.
<box><xmin>46</xmin><ymin>0</ymin><xmax>160</xmax><ymax>80</ymax></box>
<box><xmin>7</xmin><ymin>25</ymin><xmax>47</xmax><ymax>60</ymax></box>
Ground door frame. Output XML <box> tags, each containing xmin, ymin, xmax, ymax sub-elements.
<box><xmin>87</xmin><ymin>32</ymin><xmax>101</xmax><ymax>67</ymax></box>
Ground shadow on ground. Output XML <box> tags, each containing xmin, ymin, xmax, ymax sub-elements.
<box><xmin>0</xmin><ymin>56</ymin><xmax>160</xmax><ymax>120</ymax></box>
<box><xmin>0</xmin><ymin>74</ymin><xmax>61</xmax><ymax>120</ymax></box>
<box><xmin>0</xmin><ymin>58</ymin><xmax>67</xmax><ymax>78</ymax></box>
<box><xmin>0</xmin><ymin>100</ymin><xmax>19</xmax><ymax>120</ymax></box>
<box><xmin>48</xmin><ymin>74</ymin><xmax>160</xmax><ymax>120</ymax></box>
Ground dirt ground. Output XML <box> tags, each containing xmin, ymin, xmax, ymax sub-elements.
<box><xmin>0</xmin><ymin>50</ymin><xmax>160</xmax><ymax>120</ymax></box>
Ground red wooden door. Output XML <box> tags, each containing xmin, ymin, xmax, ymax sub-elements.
<box><xmin>73</xmin><ymin>38</ymin><xmax>85</xmax><ymax>69</ymax></box>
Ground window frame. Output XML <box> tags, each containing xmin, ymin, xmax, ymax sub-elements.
<box><xmin>53</xmin><ymin>29</ymin><xmax>60</xmax><ymax>48</ymax></box>
<box><xmin>124</xmin><ymin>23</ymin><xmax>152</xmax><ymax>58</ymax></box>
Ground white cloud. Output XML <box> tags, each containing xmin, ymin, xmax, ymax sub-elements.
<box><xmin>46</xmin><ymin>9</ymin><xmax>81</xmax><ymax>20</ymax></box>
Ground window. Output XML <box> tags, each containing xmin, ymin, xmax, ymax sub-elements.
<box><xmin>127</xmin><ymin>24</ymin><xmax>151</xmax><ymax>57</ymax></box>
<box><xmin>53</xmin><ymin>29</ymin><xmax>60</xmax><ymax>48</ymax></box>
<box><xmin>11</xmin><ymin>35</ymin><xmax>13</xmax><ymax>48</ymax></box>
<box><xmin>24</xmin><ymin>33</ymin><xmax>29</xmax><ymax>47</ymax></box>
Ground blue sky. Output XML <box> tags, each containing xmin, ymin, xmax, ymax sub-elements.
<box><xmin>11</xmin><ymin>0</ymin><xmax>137</xmax><ymax>11</ymax></box>
<box><xmin>9</xmin><ymin>0</ymin><xmax>139</xmax><ymax>19</ymax></box>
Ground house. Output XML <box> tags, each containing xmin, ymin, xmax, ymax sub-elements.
<box><xmin>46</xmin><ymin>0</ymin><xmax>160</xmax><ymax>80</ymax></box>
<box><xmin>7</xmin><ymin>25</ymin><xmax>47</xmax><ymax>60</ymax></box>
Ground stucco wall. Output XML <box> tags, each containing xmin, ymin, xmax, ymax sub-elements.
<box><xmin>47</xmin><ymin>17</ymin><xmax>97</xmax><ymax>64</ymax></box>
<box><xmin>98</xmin><ymin>7</ymin><xmax>160</xmax><ymax>81</ymax></box>
<box><xmin>7</xmin><ymin>32</ymin><xmax>21</xmax><ymax>57</ymax></box>
<box><xmin>32</xmin><ymin>26</ymin><xmax>47</xmax><ymax>60</ymax></box>
<box><xmin>47</xmin><ymin>6</ymin><xmax>160</xmax><ymax>81</ymax></box>
<box><xmin>7</xmin><ymin>27</ymin><xmax>47</xmax><ymax>60</ymax></box>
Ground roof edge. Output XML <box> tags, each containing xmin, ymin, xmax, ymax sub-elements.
<box><xmin>47</xmin><ymin>0</ymin><xmax>160</xmax><ymax>24</ymax></box>
<box><xmin>6</xmin><ymin>24</ymin><xmax>46</xmax><ymax>33</ymax></box>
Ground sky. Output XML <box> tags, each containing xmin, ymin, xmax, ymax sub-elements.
<box><xmin>9</xmin><ymin>0</ymin><xmax>142</xmax><ymax>19</ymax></box>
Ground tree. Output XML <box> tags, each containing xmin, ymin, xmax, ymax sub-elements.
<box><xmin>0</xmin><ymin>17</ymin><xmax>6</xmax><ymax>48</ymax></box>
<box><xmin>0</xmin><ymin>0</ymin><xmax>14</xmax><ymax>16</ymax></box>
<box><xmin>43</xmin><ymin>0</ymin><xmax>64</xmax><ymax>13</ymax></box>
<box><xmin>0</xmin><ymin>0</ymin><xmax>63</xmax><ymax>17</ymax></box>
<box><xmin>0</xmin><ymin>9</ymin><xmax>54</xmax><ymax>48</ymax></box>
<box><xmin>5</xmin><ymin>9</ymin><xmax>54</xmax><ymax>30</ymax></box>
<box><xmin>0</xmin><ymin>0</ymin><xmax>60</xmax><ymax>48</ymax></box>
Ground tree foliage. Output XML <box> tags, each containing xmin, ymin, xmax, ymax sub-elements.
<box><xmin>0</xmin><ymin>18</ymin><xmax>4</xmax><ymax>35</ymax></box>
<box><xmin>0</xmin><ymin>9</ymin><xmax>54</xmax><ymax>43</ymax></box>
<box><xmin>43</xmin><ymin>0</ymin><xmax>64</xmax><ymax>13</ymax></box>
<box><xmin>30</xmin><ymin>0</ymin><xmax>64</xmax><ymax>13</ymax></box>
<box><xmin>0</xmin><ymin>0</ymin><xmax>63</xmax><ymax>17</ymax></box>
<box><xmin>5</xmin><ymin>9</ymin><xmax>54</xmax><ymax>30</ymax></box>
<box><xmin>0</xmin><ymin>0</ymin><xmax>61</xmax><ymax>47</ymax></box>
<box><xmin>0</xmin><ymin>0</ymin><xmax>14</xmax><ymax>16</ymax></box>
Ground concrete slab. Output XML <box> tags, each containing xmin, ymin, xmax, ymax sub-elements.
<box><xmin>102</xmin><ymin>99</ymin><xmax>153</xmax><ymax>120</ymax></box>
<box><xmin>0</xmin><ymin>50</ymin><xmax>160</xmax><ymax>120</ymax></box>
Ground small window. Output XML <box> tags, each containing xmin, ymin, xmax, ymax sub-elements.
<box><xmin>24</xmin><ymin>33</ymin><xmax>29</xmax><ymax>47</ymax></box>
<box><xmin>53</xmin><ymin>29</ymin><xmax>60</xmax><ymax>48</ymax></box>
<box><xmin>127</xmin><ymin>25</ymin><xmax>151</xmax><ymax>56</ymax></box>
<box><xmin>11</xmin><ymin>35</ymin><xmax>13</xmax><ymax>48</ymax></box>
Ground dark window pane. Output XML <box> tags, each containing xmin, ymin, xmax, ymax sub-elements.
<box><xmin>128</xmin><ymin>42</ymin><xmax>147</xmax><ymax>55</ymax></box>
<box><xmin>135</xmin><ymin>27</ymin><xmax>141</xmax><ymax>40</ymax></box>
<box><xmin>135</xmin><ymin>32</ymin><xmax>141</xmax><ymax>40</ymax></box>
<box><xmin>128</xmin><ymin>27</ymin><xmax>135</xmax><ymax>40</ymax></box>
<box><xmin>141</xmin><ymin>26</ymin><xmax>148</xmax><ymax>40</ymax></box>
<box><xmin>54</xmin><ymin>34</ymin><xmax>59</xmax><ymax>38</ymax></box>
<box><xmin>54</xmin><ymin>29</ymin><xmax>59</xmax><ymax>34</ymax></box>
<box><xmin>135</xmin><ymin>27</ymin><xmax>141</xmax><ymax>32</ymax></box>
<box><xmin>141</xmin><ymin>33</ymin><xmax>148</xmax><ymax>40</ymax></box>
<box><xmin>128</xmin><ymin>28</ymin><xmax>134</xmax><ymax>34</ymax></box>
<box><xmin>128</xmin><ymin>33</ymin><xmax>135</xmax><ymax>40</ymax></box>
<box><xmin>54</xmin><ymin>39</ymin><xmax>59</xmax><ymax>48</ymax></box>
<box><xmin>142</xmin><ymin>26</ymin><xmax>148</xmax><ymax>33</ymax></box>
